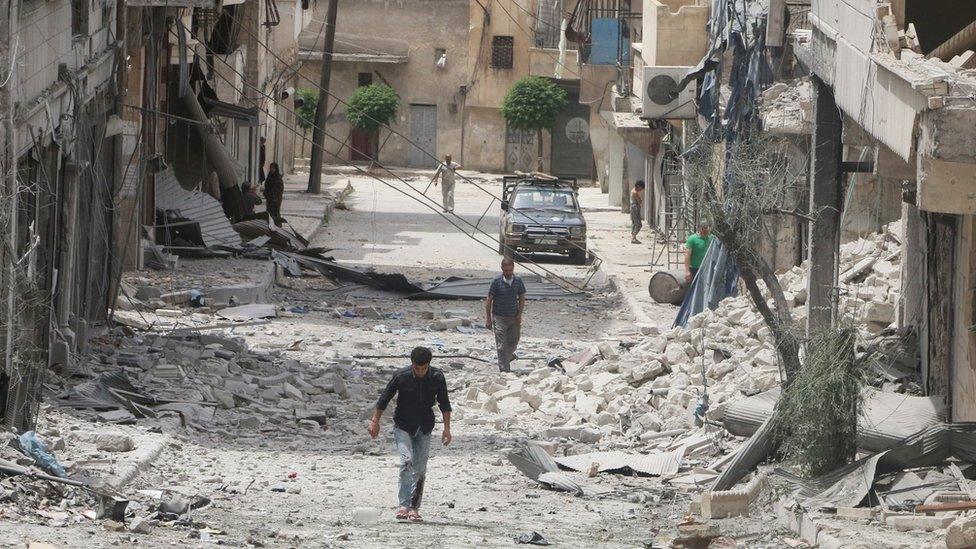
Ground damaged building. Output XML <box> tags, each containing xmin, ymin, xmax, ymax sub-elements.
<box><xmin>0</xmin><ymin>0</ymin><xmax>123</xmax><ymax>429</ymax></box>
<box><xmin>793</xmin><ymin>1</ymin><xmax>976</xmax><ymax>422</ymax></box>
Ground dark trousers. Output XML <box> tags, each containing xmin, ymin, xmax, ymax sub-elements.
<box><xmin>266</xmin><ymin>198</ymin><xmax>282</xmax><ymax>225</ymax></box>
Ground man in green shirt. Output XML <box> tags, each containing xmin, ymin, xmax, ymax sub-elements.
<box><xmin>685</xmin><ymin>224</ymin><xmax>713</xmax><ymax>283</ymax></box>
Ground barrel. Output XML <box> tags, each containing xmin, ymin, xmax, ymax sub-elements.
<box><xmin>648</xmin><ymin>270</ymin><xmax>688</xmax><ymax>304</ymax></box>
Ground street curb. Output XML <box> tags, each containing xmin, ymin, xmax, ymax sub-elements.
<box><xmin>773</xmin><ymin>499</ymin><xmax>846</xmax><ymax>549</ymax></box>
<box><xmin>103</xmin><ymin>435</ymin><xmax>171</xmax><ymax>491</ymax></box>
<box><xmin>589</xmin><ymin>241</ymin><xmax>652</xmax><ymax>326</ymax></box>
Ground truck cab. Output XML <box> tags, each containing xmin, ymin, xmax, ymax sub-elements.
<box><xmin>498</xmin><ymin>173</ymin><xmax>588</xmax><ymax>265</ymax></box>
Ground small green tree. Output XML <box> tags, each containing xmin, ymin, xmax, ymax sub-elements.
<box><xmin>295</xmin><ymin>88</ymin><xmax>319</xmax><ymax>130</ymax></box>
<box><xmin>501</xmin><ymin>76</ymin><xmax>568</xmax><ymax>170</ymax></box>
<box><xmin>346</xmin><ymin>84</ymin><xmax>400</xmax><ymax>133</ymax></box>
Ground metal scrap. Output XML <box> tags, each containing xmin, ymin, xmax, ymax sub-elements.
<box><xmin>507</xmin><ymin>443</ymin><xmax>609</xmax><ymax>498</ymax></box>
<box><xmin>778</xmin><ymin>423</ymin><xmax>976</xmax><ymax>510</ymax></box>
<box><xmin>554</xmin><ymin>449</ymin><xmax>682</xmax><ymax>477</ymax></box>
<box><xmin>723</xmin><ymin>387</ymin><xmax>945</xmax><ymax>453</ymax></box>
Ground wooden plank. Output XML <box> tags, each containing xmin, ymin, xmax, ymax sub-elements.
<box><xmin>916</xmin><ymin>500</ymin><xmax>976</xmax><ymax>513</ymax></box>
<box><xmin>918</xmin><ymin>158</ymin><xmax>976</xmax><ymax>215</ymax></box>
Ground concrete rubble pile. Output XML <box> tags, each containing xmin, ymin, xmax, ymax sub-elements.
<box><xmin>56</xmin><ymin>330</ymin><xmax>362</xmax><ymax>438</ymax></box>
<box><xmin>476</xmin><ymin>222</ymin><xmax>907</xmax><ymax>489</ymax></box>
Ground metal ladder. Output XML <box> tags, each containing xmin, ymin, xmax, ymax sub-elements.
<box><xmin>655</xmin><ymin>151</ymin><xmax>700</xmax><ymax>270</ymax></box>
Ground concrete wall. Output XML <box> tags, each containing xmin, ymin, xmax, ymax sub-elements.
<box><xmin>952</xmin><ymin>214</ymin><xmax>976</xmax><ymax>421</ymax></box>
<box><xmin>15</xmin><ymin>0</ymin><xmax>116</xmax><ymax>155</ymax></box>
<box><xmin>642</xmin><ymin>0</ymin><xmax>710</xmax><ymax>67</ymax></box>
<box><xmin>298</xmin><ymin>0</ymin><xmax>469</xmax><ymax>168</ymax></box>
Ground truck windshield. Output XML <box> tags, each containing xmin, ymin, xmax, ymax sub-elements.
<box><xmin>511</xmin><ymin>188</ymin><xmax>577</xmax><ymax>211</ymax></box>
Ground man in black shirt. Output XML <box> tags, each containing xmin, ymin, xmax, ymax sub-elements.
<box><xmin>368</xmin><ymin>346</ymin><xmax>452</xmax><ymax>522</ymax></box>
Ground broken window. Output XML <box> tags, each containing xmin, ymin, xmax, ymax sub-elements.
<box><xmin>358</xmin><ymin>72</ymin><xmax>373</xmax><ymax>87</ymax></box>
<box><xmin>491</xmin><ymin>36</ymin><xmax>514</xmax><ymax>69</ymax></box>
<box><xmin>70</xmin><ymin>0</ymin><xmax>88</xmax><ymax>37</ymax></box>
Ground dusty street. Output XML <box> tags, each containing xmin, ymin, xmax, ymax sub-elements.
<box><xmin>2</xmin><ymin>172</ymin><xmax>947</xmax><ymax>549</ymax></box>
<box><xmin>2</xmin><ymin>173</ymin><xmax>717</xmax><ymax>548</ymax></box>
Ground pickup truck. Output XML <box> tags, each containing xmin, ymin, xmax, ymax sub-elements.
<box><xmin>498</xmin><ymin>174</ymin><xmax>587</xmax><ymax>265</ymax></box>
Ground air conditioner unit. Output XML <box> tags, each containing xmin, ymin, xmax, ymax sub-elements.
<box><xmin>641</xmin><ymin>66</ymin><xmax>697</xmax><ymax>120</ymax></box>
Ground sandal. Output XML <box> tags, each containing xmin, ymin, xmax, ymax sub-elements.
<box><xmin>395</xmin><ymin>507</ymin><xmax>410</xmax><ymax>521</ymax></box>
<box><xmin>407</xmin><ymin>510</ymin><xmax>423</xmax><ymax>522</ymax></box>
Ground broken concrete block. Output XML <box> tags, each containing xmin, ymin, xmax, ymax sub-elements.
<box><xmin>946</xmin><ymin>515</ymin><xmax>976</xmax><ymax>549</ymax></box>
<box><xmin>520</xmin><ymin>388</ymin><xmax>542</xmax><ymax>410</ymax></box>
<box><xmin>700</xmin><ymin>473</ymin><xmax>766</xmax><ymax>518</ymax></box>
<box><xmin>429</xmin><ymin>318</ymin><xmax>464</xmax><ymax>331</ymax></box>
<box><xmin>886</xmin><ymin>513</ymin><xmax>954</xmax><ymax>532</ymax></box>
<box><xmin>282</xmin><ymin>382</ymin><xmax>305</xmax><ymax>402</ymax></box>
<box><xmin>545</xmin><ymin>426</ymin><xmax>582</xmax><ymax>440</ymax></box>
<box><xmin>631</xmin><ymin>360</ymin><xmax>666</xmax><ymax>384</ymax></box>
<box><xmin>95</xmin><ymin>433</ymin><xmax>135</xmax><ymax>453</ymax></box>
<box><xmin>835</xmin><ymin>506</ymin><xmax>879</xmax><ymax>521</ymax></box>
<box><xmin>212</xmin><ymin>389</ymin><xmax>236</xmax><ymax>409</ymax></box>
<box><xmin>864</xmin><ymin>301</ymin><xmax>895</xmax><ymax>325</ymax></box>
<box><xmin>128</xmin><ymin>515</ymin><xmax>154</xmax><ymax>534</ymax></box>
<box><xmin>260</xmin><ymin>386</ymin><xmax>284</xmax><ymax>400</ymax></box>
<box><xmin>224</xmin><ymin>379</ymin><xmax>256</xmax><ymax>396</ymax></box>
<box><xmin>593</xmin><ymin>412</ymin><xmax>615</xmax><ymax>426</ymax></box>
<box><xmin>663</xmin><ymin>344</ymin><xmax>690</xmax><ymax>367</ymax></box>
<box><xmin>597</xmin><ymin>342</ymin><xmax>619</xmax><ymax>360</ymax></box>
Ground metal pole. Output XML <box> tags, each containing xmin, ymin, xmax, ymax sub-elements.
<box><xmin>306</xmin><ymin>0</ymin><xmax>338</xmax><ymax>194</ymax></box>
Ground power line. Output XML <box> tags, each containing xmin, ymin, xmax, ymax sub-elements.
<box><xmin>174</xmin><ymin>27</ymin><xmax>591</xmax><ymax>292</ymax></box>
<box><xmin>217</xmin><ymin>9</ymin><xmax>601</xmax><ymax>262</ymax></box>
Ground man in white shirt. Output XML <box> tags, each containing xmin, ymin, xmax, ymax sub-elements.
<box><xmin>430</xmin><ymin>154</ymin><xmax>462</xmax><ymax>213</ymax></box>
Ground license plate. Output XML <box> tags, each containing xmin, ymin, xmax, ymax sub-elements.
<box><xmin>537</xmin><ymin>238</ymin><xmax>557</xmax><ymax>245</ymax></box>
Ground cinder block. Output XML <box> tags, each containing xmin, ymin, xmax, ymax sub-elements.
<box><xmin>700</xmin><ymin>473</ymin><xmax>767</xmax><ymax>518</ymax></box>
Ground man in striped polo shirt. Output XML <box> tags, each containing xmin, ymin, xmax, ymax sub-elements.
<box><xmin>485</xmin><ymin>258</ymin><xmax>526</xmax><ymax>372</ymax></box>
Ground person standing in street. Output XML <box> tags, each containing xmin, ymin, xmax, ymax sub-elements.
<box><xmin>685</xmin><ymin>223</ymin><xmax>713</xmax><ymax>282</ymax></box>
<box><xmin>368</xmin><ymin>346</ymin><xmax>452</xmax><ymax>522</ymax></box>
<box><xmin>630</xmin><ymin>180</ymin><xmax>645</xmax><ymax>244</ymax></box>
<box><xmin>485</xmin><ymin>258</ymin><xmax>526</xmax><ymax>373</ymax></box>
<box><xmin>430</xmin><ymin>154</ymin><xmax>462</xmax><ymax>213</ymax></box>
<box><xmin>263</xmin><ymin>162</ymin><xmax>284</xmax><ymax>226</ymax></box>
<box><xmin>258</xmin><ymin>137</ymin><xmax>267</xmax><ymax>184</ymax></box>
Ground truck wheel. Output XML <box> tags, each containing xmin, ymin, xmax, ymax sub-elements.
<box><xmin>570</xmin><ymin>248</ymin><xmax>587</xmax><ymax>265</ymax></box>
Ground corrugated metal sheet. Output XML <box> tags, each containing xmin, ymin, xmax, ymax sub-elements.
<box><xmin>155</xmin><ymin>168</ymin><xmax>242</xmax><ymax>248</ymax></box>
<box><xmin>779</xmin><ymin>423</ymin><xmax>976</xmax><ymax>510</ymax></box>
<box><xmin>555</xmin><ymin>449</ymin><xmax>682</xmax><ymax>476</ymax></box>
<box><xmin>724</xmin><ymin>387</ymin><xmax>946</xmax><ymax>453</ymax></box>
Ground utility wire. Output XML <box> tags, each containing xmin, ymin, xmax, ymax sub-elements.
<box><xmin>176</xmin><ymin>27</ymin><xmax>591</xmax><ymax>292</ymax></box>
<box><xmin>218</xmin><ymin>9</ymin><xmax>601</xmax><ymax>263</ymax></box>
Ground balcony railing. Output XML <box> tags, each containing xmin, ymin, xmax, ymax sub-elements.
<box><xmin>535</xmin><ymin>0</ymin><xmax>564</xmax><ymax>49</ymax></box>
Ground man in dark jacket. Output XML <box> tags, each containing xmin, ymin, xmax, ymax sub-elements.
<box><xmin>368</xmin><ymin>346</ymin><xmax>452</xmax><ymax>522</ymax></box>
<box><xmin>263</xmin><ymin>162</ymin><xmax>283</xmax><ymax>225</ymax></box>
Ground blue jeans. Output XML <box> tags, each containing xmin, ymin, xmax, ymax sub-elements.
<box><xmin>393</xmin><ymin>427</ymin><xmax>431</xmax><ymax>509</ymax></box>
